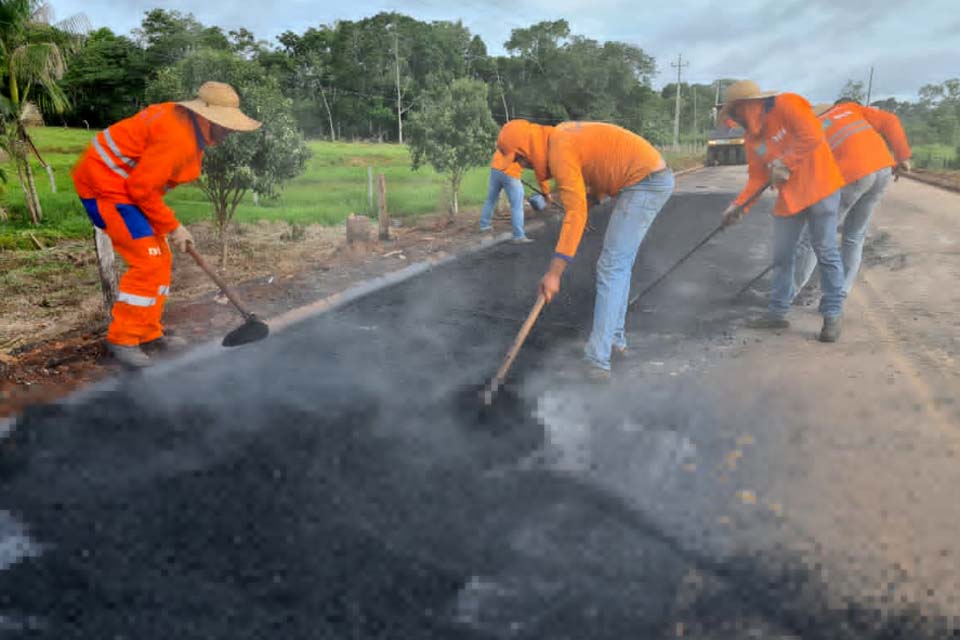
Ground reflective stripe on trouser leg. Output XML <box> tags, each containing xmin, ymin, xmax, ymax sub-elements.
<box><xmin>93</xmin><ymin>201</ymin><xmax>173</xmax><ymax>345</ymax></box>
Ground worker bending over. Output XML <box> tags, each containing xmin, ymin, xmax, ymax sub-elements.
<box><xmin>496</xmin><ymin>119</ymin><xmax>674</xmax><ymax>380</ymax></box>
<box><xmin>478</xmin><ymin>149</ymin><xmax>551</xmax><ymax>243</ymax></box>
<box><xmin>72</xmin><ymin>82</ymin><xmax>261</xmax><ymax>368</ymax></box>
<box><xmin>718</xmin><ymin>80</ymin><xmax>847</xmax><ymax>342</ymax></box>
<box><xmin>792</xmin><ymin>100</ymin><xmax>911</xmax><ymax>299</ymax></box>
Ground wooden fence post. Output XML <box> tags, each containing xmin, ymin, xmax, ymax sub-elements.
<box><xmin>367</xmin><ymin>165</ymin><xmax>374</xmax><ymax>214</ymax></box>
<box><xmin>94</xmin><ymin>227</ymin><xmax>118</xmax><ymax>314</ymax></box>
<box><xmin>377</xmin><ymin>173</ymin><xmax>390</xmax><ymax>241</ymax></box>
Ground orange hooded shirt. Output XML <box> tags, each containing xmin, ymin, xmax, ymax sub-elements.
<box><xmin>734</xmin><ymin>93</ymin><xmax>844</xmax><ymax>216</ymax></box>
<box><xmin>489</xmin><ymin>149</ymin><xmax>551</xmax><ymax>195</ymax></box>
<box><xmin>497</xmin><ymin>120</ymin><xmax>664</xmax><ymax>260</ymax></box>
<box><xmin>72</xmin><ymin>103</ymin><xmax>212</xmax><ymax>234</ymax></box>
<box><xmin>819</xmin><ymin>102</ymin><xmax>911</xmax><ymax>185</ymax></box>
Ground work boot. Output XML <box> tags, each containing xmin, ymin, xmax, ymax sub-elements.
<box><xmin>141</xmin><ymin>335</ymin><xmax>189</xmax><ymax>353</ymax></box>
<box><xmin>746</xmin><ymin>314</ymin><xmax>790</xmax><ymax>330</ymax></box>
<box><xmin>819</xmin><ymin>315</ymin><xmax>842</xmax><ymax>343</ymax></box>
<box><xmin>107</xmin><ymin>342</ymin><xmax>152</xmax><ymax>369</ymax></box>
<box><xmin>581</xmin><ymin>360</ymin><xmax>611</xmax><ymax>383</ymax></box>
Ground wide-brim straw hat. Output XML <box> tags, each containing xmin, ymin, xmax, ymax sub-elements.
<box><xmin>812</xmin><ymin>103</ymin><xmax>834</xmax><ymax>116</ymax></box>
<box><xmin>178</xmin><ymin>81</ymin><xmax>262</xmax><ymax>132</ymax></box>
<box><xmin>717</xmin><ymin>79</ymin><xmax>778</xmax><ymax>123</ymax></box>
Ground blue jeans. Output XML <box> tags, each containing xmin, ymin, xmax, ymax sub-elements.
<box><xmin>584</xmin><ymin>169</ymin><xmax>675</xmax><ymax>370</ymax></box>
<box><xmin>793</xmin><ymin>167</ymin><xmax>892</xmax><ymax>295</ymax></box>
<box><xmin>479</xmin><ymin>169</ymin><xmax>526</xmax><ymax>239</ymax></box>
<box><xmin>770</xmin><ymin>190</ymin><xmax>845</xmax><ymax>318</ymax></box>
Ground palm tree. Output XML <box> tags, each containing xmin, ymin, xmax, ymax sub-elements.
<box><xmin>0</xmin><ymin>0</ymin><xmax>85</xmax><ymax>224</ymax></box>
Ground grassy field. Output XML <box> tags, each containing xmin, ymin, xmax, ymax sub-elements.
<box><xmin>0</xmin><ymin>129</ymin><xmax>507</xmax><ymax>248</ymax></box>
<box><xmin>912</xmin><ymin>143</ymin><xmax>957</xmax><ymax>170</ymax></box>
<box><xmin>0</xmin><ymin>127</ymin><xmax>707</xmax><ymax>249</ymax></box>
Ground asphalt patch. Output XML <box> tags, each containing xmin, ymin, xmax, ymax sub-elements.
<box><xmin>2</xmin><ymin>191</ymin><xmax>955</xmax><ymax>638</ymax></box>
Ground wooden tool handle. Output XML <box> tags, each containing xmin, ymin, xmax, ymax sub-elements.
<box><xmin>487</xmin><ymin>294</ymin><xmax>547</xmax><ymax>397</ymax></box>
<box><xmin>186</xmin><ymin>245</ymin><xmax>253</xmax><ymax>319</ymax></box>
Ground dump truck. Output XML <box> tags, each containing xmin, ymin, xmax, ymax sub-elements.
<box><xmin>706</xmin><ymin>117</ymin><xmax>747</xmax><ymax>166</ymax></box>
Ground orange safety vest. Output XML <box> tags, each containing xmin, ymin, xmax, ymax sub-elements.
<box><xmin>72</xmin><ymin>103</ymin><xmax>211</xmax><ymax>234</ymax></box>
<box><xmin>735</xmin><ymin>93</ymin><xmax>844</xmax><ymax>216</ymax></box>
<box><xmin>819</xmin><ymin>102</ymin><xmax>911</xmax><ymax>185</ymax></box>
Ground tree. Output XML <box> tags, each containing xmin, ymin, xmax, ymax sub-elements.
<box><xmin>0</xmin><ymin>0</ymin><xmax>85</xmax><ymax>224</ymax></box>
<box><xmin>61</xmin><ymin>28</ymin><xmax>148</xmax><ymax>127</ymax></box>
<box><xmin>134</xmin><ymin>9</ymin><xmax>230</xmax><ymax>74</ymax></box>
<box><xmin>146</xmin><ymin>49</ymin><xmax>310</xmax><ymax>267</ymax></box>
<box><xmin>839</xmin><ymin>79</ymin><xmax>866</xmax><ymax>103</ymax></box>
<box><xmin>407</xmin><ymin>77</ymin><xmax>497</xmax><ymax>218</ymax></box>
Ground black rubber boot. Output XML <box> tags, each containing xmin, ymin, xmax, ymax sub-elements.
<box><xmin>106</xmin><ymin>343</ymin><xmax>152</xmax><ymax>369</ymax></box>
<box><xmin>819</xmin><ymin>315</ymin><xmax>842</xmax><ymax>343</ymax></box>
<box><xmin>141</xmin><ymin>335</ymin><xmax>189</xmax><ymax>353</ymax></box>
<box><xmin>746</xmin><ymin>314</ymin><xmax>790</xmax><ymax>330</ymax></box>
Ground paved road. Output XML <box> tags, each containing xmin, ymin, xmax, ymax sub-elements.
<box><xmin>2</xmin><ymin>167</ymin><xmax>957</xmax><ymax>639</ymax></box>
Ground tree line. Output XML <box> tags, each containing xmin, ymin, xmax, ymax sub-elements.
<box><xmin>17</xmin><ymin>7</ymin><xmax>960</xmax><ymax>152</ymax></box>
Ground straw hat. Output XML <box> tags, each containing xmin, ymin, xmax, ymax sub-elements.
<box><xmin>812</xmin><ymin>103</ymin><xmax>834</xmax><ymax>116</ymax></box>
<box><xmin>178</xmin><ymin>81</ymin><xmax>262</xmax><ymax>132</ymax></box>
<box><xmin>717</xmin><ymin>80</ymin><xmax>778</xmax><ymax>123</ymax></box>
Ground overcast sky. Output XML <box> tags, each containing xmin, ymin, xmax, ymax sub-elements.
<box><xmin>53</xmin><ymin>0</ymin><xmax>958</xmax><ymax>102</ymax></box>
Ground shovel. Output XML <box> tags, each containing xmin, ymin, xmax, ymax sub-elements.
<box><xmin>480</xmin><ymin>293</ymin><xmax>546</xmax><ymax>406</ymax></box>
<box><xmin>186</xmin><ymin>245</ymin><xmax>270</xmax><ymax>347</ymax></box>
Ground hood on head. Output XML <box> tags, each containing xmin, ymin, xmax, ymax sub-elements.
<box><xmin>496</xmin><ymin>119</ymin><xmax>554</xmax><ymax>185</ymax></box>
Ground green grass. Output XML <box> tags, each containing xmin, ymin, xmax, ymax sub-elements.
<box><xmin>912</xmin><ymin>143</ymin><xmax>957</xmax><ymax>170</ymax></box>
<box><xmin>0</xmin><ymin>129</ymin><xmax>500</xmax><ymax>244</ymax></box>
<box><xmin>1</xmin><ymin>127</ymin><xmax>705</xmax><ymax>246</ymax></box>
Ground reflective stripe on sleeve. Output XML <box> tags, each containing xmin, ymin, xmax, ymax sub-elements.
<box><xmin>93</xmin><ymin>136</ymin><xmax>129</xmax><ymax>179</ymax></box>
<box><xmin>103</xmin><ymin>128</ymin><xmax>137</xmax><ymax>168</ymax></box>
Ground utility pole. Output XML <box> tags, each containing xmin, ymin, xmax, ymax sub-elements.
<box><xmin>866</xmin><ymin>66</ymin><xmax>874</xmax><ymax>106</ymax></box>
<box><xmin>692</xmin><ymin>85</ymin><xmax>698</xmax><ymax>137</ymax></box>
<box><xmin>671</xmin><ymin>53</ymin><xmax>688</xmax><ymax>148</ymax></box>
<box><xmin>393</xmin><ymin>26</ymin><xmax>403</xmax><ymax>144</ymax></box>
<box><xmin>712</xmin><ymin>79</ymin><xmax>722</xmax><ymax>126</ymax></box>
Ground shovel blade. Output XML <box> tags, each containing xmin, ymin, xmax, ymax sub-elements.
<box><xmin>222</xmin><ymin>315</ymin><xmax>270</xmax><ymax>347</ymax></box>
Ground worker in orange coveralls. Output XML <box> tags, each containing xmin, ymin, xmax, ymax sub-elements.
<box><xmin>717</xmin><ymin>80</ymin><xmax>847</xmax><ymax>342</ymax></box>
<box><xmin>72</xmin><ymin>81</ymin><xmax>261</xmax><ymax>368</ymax></box>
<box><xmin>496</xmin><ymin>119</ymin><xmax>674</xmax><ymax>381</ymax></box>
<box><xmin>791</xmin><ymin>100</ymin><xmax>912</xmax><ymax>299</ymax></box>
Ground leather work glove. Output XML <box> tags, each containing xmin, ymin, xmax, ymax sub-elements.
<box><xmin>894</xmin><ymin>159</ymin><xmax>912</xmax><ymax>182</ymax></box>
<box><xmin>769</xmin><ymin>159</ymin><xmax>791</xmax><ymax>187</ymax></box>
<box><xmin>169</xmin><ymin>224</ymin><xmax>195</xmax><ymax>253</ymax></box>
<box><xmin>721</xmin><ymin>203</ymin><xmax>743</xmax><ymax>228</ymax></box>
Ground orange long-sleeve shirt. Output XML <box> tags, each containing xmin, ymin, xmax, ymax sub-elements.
<box><xmin>819</xmin><ymin>102</ymin><xmax>911</xmax><ymax>185</ymax></box>
<box><xmin>735</xmin><ymin>93</ymin><xmax>844</xmax><ymax>216</ymax></box>
<box><xmin>490</xmin><ymin>149</ymin><xmax>550</xmax><ymax>195</ymax></box>
<box><xmin>496</xmin><ymin>119</ymin><xmax>664</xmax><ymax>260</ymax></box>
<box><xmin>548</xmin><ymin>122</ymin><xmax>664</xmax><ymax>259</ymax></box>
<box><xmin>72</xmin><ymin>103</ymin><xmax>210</xmax><ymax>234</ymax></box>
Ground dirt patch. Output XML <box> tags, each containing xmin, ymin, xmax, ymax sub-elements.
<box><xmin>0</xmin><ymin>206</ymin><xmax>550</xmax><ymax>418</ymax></box>
<box><xmin>862</xmin><ymin>231</ymin><xmax>909</xmax><ymax>270</ymax></box>
<box><xmin>905</xmin><ymin>169</ymin><xmax>960</xmax><ymax>193</ymax></box>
